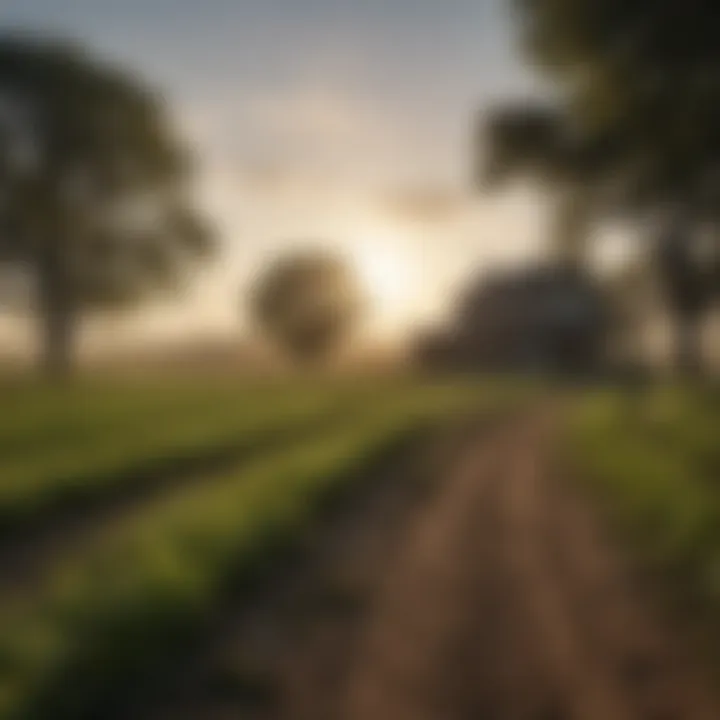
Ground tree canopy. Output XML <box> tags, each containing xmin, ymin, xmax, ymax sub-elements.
<box><xmin>478</xmin><ymin>1</ymin><xmax>720</xmax><ymax>371</ymax></box>
<box><xmin>515</xmin><ymin>0</ymin><xmax>720</xmax><ymax>215</ymax></box>
<box><xmin>481</xmin><ymin>103</ymin><xmax>599</xmax><ymax>266</ymax></box>
<box><xmin>0</xmin><ymin>34</ymin><xmax>214</xmax><ymax>375</ymax></box>
<box><xmin>250</xmin><ymin>249</ymin><xmax>363</xmax><ymax>363</ymax></box>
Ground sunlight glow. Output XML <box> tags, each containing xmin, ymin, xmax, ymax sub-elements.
<box><xmin>350</xmin><ymin>237</ymin><xmax>417</xmax><ymax>323</ymax></box>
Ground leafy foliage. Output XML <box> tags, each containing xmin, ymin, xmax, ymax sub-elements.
<box><xmin>483</xmin><ymin>2</ymin><xmax>720</xmax><ymax>370</ymax></box>
<box><xmin>569</xmin><ymin>387</ymin><xmax>720</xmax><ymax>644</ymax></box>
<box><xmin>250</xmin><ymin>249</ymin><xmax>363</xmax><ymax>362</ymax></box>
<box><xmin>481</xmin><ymin>102</ymin><xmax>600</xmax><ymax>265</ymax></box>
<box><xmin>0</xmin><ymin>34</ymin><xmax>214</xmax><ymax>374</ymax></box>
<box><xmin>513</xmin><ymin>0</ymin><xmax>720</xmax><ymax>215</ymax></box>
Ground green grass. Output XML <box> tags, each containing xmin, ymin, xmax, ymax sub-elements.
<box><xmin>0</xmin><ymin>377</ymin><xmax>526</xmax><ymax>531</ymax></box>
<box><xmin>0</xmin><ymin>379</ymin><xmax>427</xmax><ymax>531</ymax></box>
<box><xmin>0</xmin><ymin>387</ymin><xmax>342</xmax><ymax>530</ymax></box>
<box><xmin>0</xmin><ymin>377</ymin><xmax>509</xmax><ymax>719</ymax></box>
<box><xmin>568</xmin><ymin>385</ymin><xmax>720</xmax><ymax>655</ymax></box>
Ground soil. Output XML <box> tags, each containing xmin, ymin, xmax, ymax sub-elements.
<box><xmin>133</xmin><ymin>410</ymin><xmax>720</xmax><ymax>720</ymax></box>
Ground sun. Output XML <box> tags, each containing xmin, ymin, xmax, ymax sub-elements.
<box><xmin>351</xmin><ymin>240</ymin><xmax>415</xmax><ymax>317</ymax></box>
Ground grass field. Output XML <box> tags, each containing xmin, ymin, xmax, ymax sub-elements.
<box><xmin>0</xmin><ymin>380</ymin><xmax>366</xmax><ymax>531</ymax></box>
<box><xmin>0</xmin><ymin>376</ymin><xmax>517</xmax><ymax>720</ymax></box>
<box><xmin>569</xmin><ymin>385</ymin><xmax>720</xmax><ymax>656</ymax></box>
<box><xmin>8</xmin><ymin>374</ymin><xmax>719</xmax><ymax>718</ymax></box>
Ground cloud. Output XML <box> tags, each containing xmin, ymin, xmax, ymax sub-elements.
<box><xmin>245</xmin><ymin>84</ymin><xmax>375</xmax><ymax>142</ymax></box>
<box><xmin>185</xmin><ymin>79</ymin><xmax>441</xmax><ymax>197</ymax></box>
<box><xmin>379</xmin><ymin>185</ymin><xmax>473</xmax><ymax>226</ymax></box>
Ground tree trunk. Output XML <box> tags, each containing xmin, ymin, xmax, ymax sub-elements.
<box><xmin>41</xmin><ymin>298</ymin><xmax>75</xmax><ymax>380</ymax></box>
<box><xmin>675</xmin><ymin>313</ymin><xmax>702</xmax><ymax>377</ymax></box>
<box><xmin>656</xmin><ymin>214</ymin><xmax>705</xmax><ymax>377</ymax></box>
<box><xmin>552</xmin><ymin>186</ymin><xmax>592</xmax><ymax>269</ymax></box>
<box><xmin>37</xmin><ymin>248</ymin><xmax>77</xmax><ymax>381</ymax></box>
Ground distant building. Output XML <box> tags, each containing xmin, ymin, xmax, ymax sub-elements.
<box><xmin>416</xmin><ymin>265</ymin><xmax>607</xmax><ymax>375</ymax></box>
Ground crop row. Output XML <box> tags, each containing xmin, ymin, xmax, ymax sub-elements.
<box><xmin>0</xmin><ymin>387</ymin><xmax>353</xmax><ymax>531</ymax></box>
<box><xmin>0</xmin><ymin>386</ymin><xmax>489</xmax><ymax>719</ymax></box>
<box><xmin>569</xmin><ymin>388</ymin><xmax>720</xmax><ymax>658</ymax></box>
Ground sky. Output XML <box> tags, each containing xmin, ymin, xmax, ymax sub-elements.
<box><xmin>0</xmin><ymin>0</ymin><xmax>553</xmax><ymax>354</ymax></box>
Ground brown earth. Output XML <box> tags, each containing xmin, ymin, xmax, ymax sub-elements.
<box><xmin>139</xmin><ymin>411</ymin><xmax>720</xmax><ymax>720</ymax></box>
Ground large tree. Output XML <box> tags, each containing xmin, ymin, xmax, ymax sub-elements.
<box><xmin>480</xmin><ymin>103</ymin><xmax>603</xmax><ymax>266</ymax></box>
<box><xmin>480</xmin><ymin>1</ymin><xmax>720</xmax><ymax>372</ymax></box>
<box><xmin>0</xmin><ymin>35</ymin><xmax>214</xmax><ymax>377</ymax></box>
<box><xmin>250</xmin><ymin>249</ymin><xmax>363</xmax><ymax>364</ymax></box>
<box><xmin>515</xmin><ymin>0</ymin><xmax>720</xmax><ymax>213</ymax></box>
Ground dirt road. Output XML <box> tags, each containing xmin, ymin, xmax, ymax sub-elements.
<box><xmin>144</xmin><ymin>412</ymin><xmax>719</xmax><ymax>720</ymax></box>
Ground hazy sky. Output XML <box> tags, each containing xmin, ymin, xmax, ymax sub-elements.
<box><xmin>1</xmin><ymin>0</ymin><xmax>551</xmax><ymax>352</ymax></box>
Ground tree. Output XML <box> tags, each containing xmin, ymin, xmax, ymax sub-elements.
<box><xmin>250</xmin><ymin>249</ymin><xmax>363</xmax><ymax>364</ymax></box>
<box><xmin>515</xmin><ymin>0</ymin><xmax>720</xmax><ymax>219</ymax></box>
<box><xmin>481</xmin><ymin>1</ymin><xmax>720</xmax><ymax>372</ymax></box>
<box><xmin>480</xmin><ymin>103</ymin><xmax>600</xmax><ymax>266</ymax></box>
<box><xmin>655</xmin><ymin>216</ymin><xmax>720</xmax><ymax>374</ymax></box>
<box><xmin>0</xmin><ymin>35</ymin><xmax>214</xmax><ymax>377</ymax></box>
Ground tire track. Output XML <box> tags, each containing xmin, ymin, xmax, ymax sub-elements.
<box><xmin>338</xmin><ymin>409</ymin><xmax>720</xmax><ymax>719</ymax></box>
<box><xmin>136</xmin><ymin>409</ymin><xmax>720</xmax><ymax>720</ymax></box>
<box><xmin>134</xmin><ymin>416</ymin><xmax>483</xmax><ymax>720</ymax></box>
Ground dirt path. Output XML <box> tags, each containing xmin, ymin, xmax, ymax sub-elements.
<box><xmin>141</xmin><ymin>411</ymin><xmax>720</xmax><ymax>720</ymax></box>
